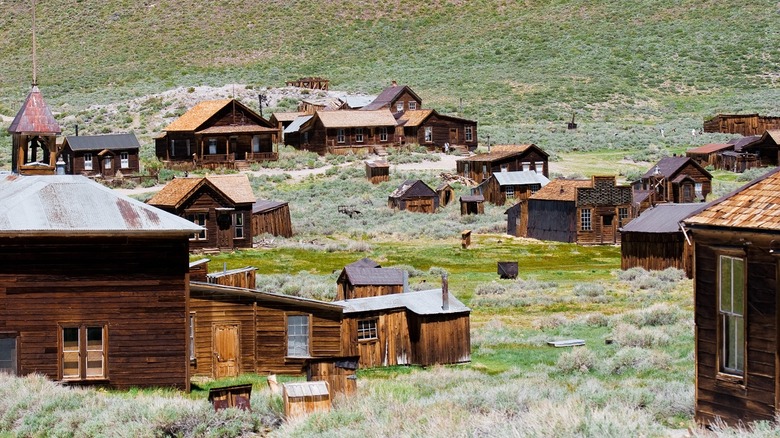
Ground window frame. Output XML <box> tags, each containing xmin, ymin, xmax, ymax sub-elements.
<box><xmin>208</xmin><ymin>138</ymin><xmax>218</xmax><ymax>154</ymax></box>
<box><xmin>83</xmin><ymin>153</ymin><xmax>93</xmax><ymax>171</ymax></box>
<box><xmin>379</xmin><ymin>127</ymin><xmax>388</xmax><ymax>142</ymax></box>
<box><xmin>396</xmin><ymin>101</ymin><xmax>404</xmax><ymax>112</ymax></box>
<box><xmin>465</xmin><ymin>126</ymin><xmax>473</xmax><ymax>142</ymax></box>
<box><xmin>718</xmin><ymin>253</ymin><xmax>746</xmax><ymax>380</ymax></box>
<box><xmin>505</xmin><ymin>185</ymin><xmax>515</xmax><ymax>199</ymax></box>
<box><xmin>424</xmin><ymin>126</ymin><xmax>433</xmax><ymax>143</ymax></box>
<box><xmin>580</xmin><ymin>208</ymin><xmax>592</xmax><ymax>231</ymax></box>
<box><xmin>59</xmin><ymin>324</ymin><xmax>108</xmax><ymax>382</ymax></box>
<box><xmin>336</xmin><ymin>128</ymin><xmax>346</xmax><ymax>144</ymax></box>
<box><xmin>355</xmin><ymin>128</ymin><xmax>364</xmax><ymax>143</ymax></box>
<box><xmin>286</xmin><ymin>314</ymin><xmax>311</xmax><ymax>358</ymax></box>
<box><xmin>103</xmin><ymin>156</ymin><xmax>112</xmax><ymax>170</ymax></box>
<box><xmin>618</xmin><ymin>207</ymin><xmax>630</xmax><ymax>227</ymax></box>
<box><xmin>408</xmin><ymin>101</ymin><xmax>417</xmax><ymax>111</ymax></box>
<box><xmin>120</xmin><ymin>152</ymin><xmax>129</xmax><ymax>168</ymax></box>
<box><xmin>189</xmin><ymin>312</ymin><xmax>196</xmax><ymax>362</ymax></box>
<box><xmin>187</xmin><ymin>213</ymin><xmax>207</xmax><ymax>241</ymax></box>
<box><xmin>522</xmin><ymin>162</ymin><xmax>531</xmax><ymax>172</ymax></box>
<box><xmin>0</xmin><ymin>332</ymin><xmax>18</xmax><ymax>376</ymax></box>
<box><xmin>233</xmin><ymin>213</ymin><xmax>244</xmax><ymax>239</ymax></box>
<box><xmin>357</xmin><ymin>318</ymin><xmax>378</xmax><ymax>342</ymax></box>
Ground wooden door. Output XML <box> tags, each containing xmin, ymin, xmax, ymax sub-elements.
<box><xmin>449</xmin><ymin>128</ymin><xmax>458</xmax><ymax>144</ymax></box>
<box><xmin>216</xmin><ymin>213</ymin><xmax>233</xmax><ymax>249</ymax></box>
<box><xmin>601</xmin><ymin>214</ymin><xmax>616</xmax><ymax>244</ymax></box>
<box><xmin>213</xmin><ymin>324</ymin><xmax>240</xmax><ymax>379</ymax></box>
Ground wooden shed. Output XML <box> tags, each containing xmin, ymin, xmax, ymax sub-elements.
<box><xmin>683</xmin><ymin>167</ymin><xmax>780</xmax><ymax>426</ymax></box>
<box><xmin>283</xmin><ymin>381</ymin><xmax>331</xmax><ymax>419</ymax></box>
<box><xmin>460</xmin><ymin>195</ymin><xmax>485</xmax><ymax>215</ymax></box>
<box><xmin>620</xmin><ymin>203</ymin><xmax>704</xmax><ymax>278</ymax></box>
<box><xmin>335</xmin><ymin>288</ymin><xmax>471</xmax><ymax>369</ymax></box>
<box><xmin>703</xmin><ymin>113</ymin><xmax>780</xmax><ymax>136</ymax></box>
<box><xmin>188</xmin><ymin>282</ymin><xmax>345</xmax><ymax>378</ymax></box>
<box><xmin>365</xmin><ymin>160</ymin><xmax>390</xmax><ymax>184</ymax></box>
<box><xmin>388</xmin><ymin>180</ymin><xmax>439</xmax><ymax>213</ymax></box>
<box><xmin>337</xmin><ymin>263</ymin><xmax>406</xmax><ymax>301</ymax></box>
<box><xmin>456</xmin><ymin>144</ymin><xmax>549</xmax><ymax>182</ymax></box>
<box><xmin>0</xmin><ymin>175</ymin><xmax>200</xmax><ymax>390</ymax></box>
<box><xmin>306</xmin><ymin>356</ymin><xmax>359</xmax><ymax>396</ymax></box>
<box><xmin>436</xmin><ymin>182</ymin><xmax>455</xmax><ymax>207</ymax></box>
<box><xmin>252</xmin><ymin>200</ymin><xmax>293</xmax><ymax>238</ymax></box>
<box><xmin>640</xmin><ymin>156</ymin><xmax>712</xmax><ymax>203</ymax></box>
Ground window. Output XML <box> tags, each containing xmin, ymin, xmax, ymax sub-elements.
<box><xmin>84</xmin><ymin>153</ymin><xmax>93</xmax><ymax>171</ymax></box>
<box><xmin>580</xmin><ymin>208</ymin><xmax>592</xmax><ymax>231</ymax></box>
<box><xmin>104</xmin><ymin>156</ymin><xmax>112</xmax><ymax>170</ymax></box>
<box><xmin>500</xmin><ymin>164</ymin><xmax>508</xmax><ymax>172</ymax></box>
<box><xmin>60</xmin><ymin>325</ymin><xmax>106</xmax><ymax>381</ymax></box>
<box><xmin>396</xmin><ymin>101</ymin><xmax>404</xmax><ymax>112</ymax></box>
<box><xmin>120</xmin><ymin>152</ymin><xmax>129</xmax><ymax>168</ymax></box>
<box><xmin>337</xmin><ymin>129</ymin><xmax>346</xmax><ymax>143</ymax></box>
<box><xmin>379</xmin><ymin>127</ymin><xmax>388</xmax><ymax>142</ymax></box>
<box><xmin>234</xmin><ymin>213</ymin><xmax>244</xmax><ymax>239</ymax></box>
<box><xmin>465</xmin><ymin>126</ymin><xmax>473</xmax><ymax>142</ymax></box>
<box><xmin>208</xmin><ymin>138</ymin><xmax>218</xmax><ymax>155</ymax></box>
<box><xmin>530</xmin><ymin>184</ymin><xmax>541</xmax><ymax>195</ymax></box>
<box><xmin>252</xmin><ymin>135</ymin><xmax>261</xmax><ymax>153</ymax></box>
<box><xmin>287</xmin><ymin>315</ymin><xmax>310</xmax><ymax>357</ymax></box>
<box><xmin>355</xmin><ymin>128</ymin><xmax>364</xmax><ymax>143</ymax></box>
<box><xmin>522</xmin><ymin>162</ymin><xmax>531</xmax><ymax>171</ymax></box>
<box><xmin>695</xmin><ymin>183</ymin><xmax>703</xmax><ymax>198</ymax></box>
<box><xmin>408</xmin><ymin>101</ymin><xmax>417</xmax><ymax>111</ymax></box>
<box><xmin>482</xmin><ymin>164</ymin><xmax>488</xmax><ymax>180</ymax></box>
<box><xmin>0</xmin><ymin>334</ymin><xmax>16</xmax><ymax>375</ymax></box>
<box><xmin>505</xmin><ymin>186</ymin><xmax>515</xmax><ymax>198</ymax></box>
<box><xmin>357</xmin><ymin>319</ymin><xmax>378</xmax><ymax>341</ymax></box>
<box><xmin>618</xmin><ymin>207</ymin><xmax>629</xmax><ymax>227</ymax></box>
<box><xmin>424</xmin><ymin>127</ymin><xmax>433</xmax><ymax>143</ymax></box>
<box><xmin>187</xmin><ymin>213</ymin><xmax>207</xmax><ymax>240</ymax></box>
<box><xmin>719</xmin><ymin>255</ymin><xmax>745</xmax><ymax>376</ymax></box>
<box><xmin>535</xmin><ymin>161</ymin><xmax>544</xmax><ymax>173</ymax></box>
<box><xmin>189</xmin><ymin>313</ymin><xmax>196</xmax><ymax>361</ymax></box>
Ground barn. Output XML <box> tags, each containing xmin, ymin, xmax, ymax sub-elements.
<box><xmin>388</xmin><ymin>180</ymin><xmax>439</xmax><ymax>213</ymax></box>
<box><xmin>0</xmin><ymin>175</ymin><xmax>200</xmax><ymax>390</ymax></box>
<box><xmin>684</xmin><ymin>167</ymin><xmax>780</xmax><ymax>426</ymax></box>
<box><xmin>619</xmin><ymin>203</ymin><xmax>704</xmax><ymax>278</ymax></box>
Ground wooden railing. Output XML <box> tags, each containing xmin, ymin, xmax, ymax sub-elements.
<box><xmin>201</xmin><ymin>153</ymin><xmax>235</xmax><ymax>163</ymax></box>
<box><xmin>245</xmin><ymin>152</ymin><xmax>278</xmax><ymax>161</ymax></box>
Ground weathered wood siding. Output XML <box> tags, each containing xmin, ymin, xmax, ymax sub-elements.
<box><xmin>404</xmin><ymin>114</ymin><xmax>478</xmax><ymax>150</ymax></box>
<box><xmin>345</xmin><ymin>311</ymin><xmax>412</xmax><ymax>369</ymax></box>
<box><xmin>620</xmin><ymin>232</ymin><xmax>693</xmax><ymax>278</ymax></box>
<box><xmin>337</xmin><ymin>284</ymin><xmax>404</xmax><ymax>301</ymax></box>
<box><xmin>692</xmin><ymin>229</ymin><xmax>778</xmax><ymax>426</ymax></box>
<box><xmin>67</xmin><ymin>149</ymin><xmax>140</xmax><ymax>177</ymax></box>
<box><xmin>208</xmin><ymin>268</ymin><xmax>257</xmax><ymax>289</ymax></box>
<box><xmin>703</xmin><ymin>114</ymin><xmax>780</xmax><ymax>136</ymax></box>
<box><xmin>0</xmin><ymin>236</ymin><xmax>190</xmax><ymax>390</ymax></box>
<box><xmin>526</xmin><ymin>200</ymin><xmax>577</xmax><ymax>242</ymax></box>
<box><xmin>456</xmin><ymin>150</ymin><xmax>548</xmax><ymax>182</ymax></box>
<box><xmin>252</xmin><ymin>204</ymin><xmax>293</xmax><ymax>238</ymax></box>
<box><xmin>306</xmin><ymin>357</ymin><xmax>358</xmax><ymax>396</ymax></box>
<box><xmin>460</xmin><ymin>199</ymin><xmax>484</xmax><ymax>215</ymax></box>
<box><xmin>366</xmin><ymin>164</ymin><xmax>389</xmax><ymax>184</ymax></box>
<box><xmin>576</xmin><ymin>177</ymin><xmax>634</xmax><ymax>245</ymax></box>
<box><xmin>388</xmin><ymin>197</ymin><xmax>437</xmax><ymax>213</ymax></box>
<box><xmin>408</xmin><ymin>314</ymin><xmax>471</xmax><ymax>366</ymax></box>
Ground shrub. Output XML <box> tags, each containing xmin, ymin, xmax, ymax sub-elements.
<box><xmin>573</xmin><ymin>282</ymin><xmax>606</xmax><ymax>297</ymax></box>
<box><xmin>610</xmin><ymin>323</ymin><xmax>670</xmax><ymax>348</ymax></box>
<box><xmin>606</xmin><ymin>347</ymin><xmax>671</xmax><ymax>375</ymax></box>
<box><xmin>556</xmin><ymin>347</ymin><xmax>597</xmax><ymax>373</ymax></box>
<box><xmin>475</xmin><ymin>282</ymin><xmax>507</xmax><ymax>296</ymax></box>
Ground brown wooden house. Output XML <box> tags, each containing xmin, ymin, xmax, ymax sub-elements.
<box><xmin>335</xmin><ymin>288</ymin><xmax>471</xmax><ymax>369</ymax></box>
<box><xmin>154</xmin><ymin>99</ymin><xmax>278</xmax><ymax>169</ymax></box>
<box><xmin>388</xmin><ymin>180</ymin><xmax>439</xmax><ymax>213</ymax></box>
<box><xmin>741</xmin><ymin>130</ymin><xmax>780</xmax><ymax>168</ymax></box>
<box><xmin>526</xmin><ymin>176</ymin><xmax>634</xmax><ymax>244</ymax></box>
<box><xmin>0</xmin><ymin>175</ymin><xmax>200</xmax><ymax>390</ymax></box>
<box><xmin>395</xmin><ymin>109</ymin><xmax>477</xmax><ymax>151</ymax></box>
<box><xmin>703</xmin><ymin>113</ymin><xmax>780</xmax><ymax>136</ymax></box>
<box><xmin>365</xmin><ymin>160</ymin><xmax>390</xmax><ymax>184</ymax></box>
<box><xmin>620</xmin><ymin>203</ymin><xmax>703</xmax><ymax>278</ymax></box>
<box><xmin>269</xmin><ymin>111</ymin><xmax>304</xmax><ymax>143</ymax></box>
<box><xmin>456</xmin><ymin>144</ymin><xmax>549</xmax><ymax>182</ymax></box>
<box><xmin>473</xmin><ymin>170</ymin><xmax>550</xmax><ymax>205</ymax></box>
<box><xmin>683</xmin><ymin>167</ymin><xmax>780</xmax><ymax>426</ymax></box>
<box><xmin>685</xmin><ymin>143</ymin><xmax>734</xmax><ymax>169</ymax></box>
<box><xmin>361</xmin><ymin>82</ymin><xmax>422</xmax><ymax>114</ymax></box>
<box><xmin>640</xmin><ymin>156</ymin><xmax>712</xmax><ymax>203</ymax></box>
<box><xmin>148</xmin><ymin>174</ymin><xmax>257</xmax><ymax>251</ymax></box>
<box><xmin>8</xmin><ymin>85</ymin><xmax>61</xmax><ymax>175</ymax></box>
<box><xmin>336</xmin><ymin>263</ymin><xmax>406</xmax><ymax>301</ymax></box>
<box><xmin>460</xmin><ymin>195</ymin><xmax>485</xmax><ymax>215</ymax></box>
<box><xmin>60</xmin><ymin>133</ymin><xmax>141</xmax><ymax>177</ymax></box>
<box><xmin>299</xmin><ymin>110</ymin><xmax>397</xmax><ymax>155</ymax></box>
<box><xmin>282</xmin><ymin>115</ymin><xmax>314</xmax><ymax>149</ymax></box>
<box><xmin>252</xmin><ymin>200</ymin><xmax>293</xmax><ymax>238</ymax></box>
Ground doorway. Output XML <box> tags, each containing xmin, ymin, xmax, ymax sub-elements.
<box><xmin>213</xmin><ymin>324</ymin><xmax>240</xmax><ymax>379</ymax></box>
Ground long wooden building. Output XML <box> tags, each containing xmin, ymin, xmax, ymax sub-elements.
<box><xmin>684</xmin><ymin>167</ymin><xmax>780</xmax><ymax>426</ymax></box>
<box><xmin>703</xmin><ymin>113</ymin><xmax>780</xmax><ymax>136</ymax></box>
<box><xmin>456</xmin><ymin>144</ymin><xmax>549</xmax><ymax>182</ymax></box>
<box><xmin>60</xmin><ymin>133</ymin><xmax>141</xmax><ymax>177</ymax></box>
<box><xmin>0</xmin><ymin>175</ymin><xmax>200</xmax><ymax>390</ymax></box>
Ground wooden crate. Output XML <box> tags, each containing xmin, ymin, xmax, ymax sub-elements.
<box><xmin>283</xmin><ymin>381</ymin><xmax>331</xmax><ymax>419</ymax></box>
<box><xmin>207</xmin><ymin>383</ymin><xmax>253</xmax><ymax>411</ymax></box>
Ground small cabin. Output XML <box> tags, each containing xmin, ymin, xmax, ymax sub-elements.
<box><xmin>472</xmin><ymin>170</ymin><xmax>550</xmax><ymax>205</ymax></box>
<box><xmin>436</xmin><ymin>182</ymin><xmax>455</xmax><ymax>207</ymax></box>
<box><xmin>365</xmin><ymin>160</ymin><xmax>390</xmax><ymax>184</ymax></box>
<box><xmin>336</xmin><ymin>262</ymin><xmax>406</xmax><ymax>301</ymax></box>
<box><xmin>460</xmin><ymin>195</ymin><xmax>484</xmax><ymax>215</ymax></box>
<box><xmin>252</xmin><ymin>200</ymin><xmax>293</xmax><ymax>238</ymax></box>
<box><xmin>388</xmin><ymin>180</ymin><xmax>439</xmax><ymax>213</ymax></box>
<box><xmin>60</xmin><ymin>133</ymin><xmax>141</xmax><ymax>177</ymax></box>
<box><xmin>640</xmin><ymin>156</ymin><xmax>712</xmax><ymax>203</ymax></box>
<box><xmin>684</xmin><ymin>167</ymin><xmax>780</xmax><ymax>426</ymax></box>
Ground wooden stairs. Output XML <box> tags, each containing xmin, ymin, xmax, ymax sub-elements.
<box><xmin>373</xmin><ymin>145</ymin><xmax>388</xmax><ymax>156</ymax></box>
<box><xmin>235</xmin><ymin>160</ymin><xmax>251</xmax><ymax>171</ymax></box>
<box><xmin>450</xmin><ymin>145</ymin><xmax>470</xmax><ymax>156</ymax></box>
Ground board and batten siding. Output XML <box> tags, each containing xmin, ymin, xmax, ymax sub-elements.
<box><xmin>343</xmin><ymin>311</ymin><xmax>412</xmax><ymax>369</ymax></box>
<box><xmin>409</xmin><ymin>314</ymin><xmax>471</xmax><ymax>366</ymax></box>
<box><xmin>620</xmin><ymin>232</ymin><xmax>693</xmax><ymax>278</ymax></box>
<box><xmin>252</xmin><ymin>204</ymin><xmax>293</xmax><ymax>238</ymax></box>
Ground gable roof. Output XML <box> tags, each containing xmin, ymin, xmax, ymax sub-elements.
<box><xmin>361</xmin><ymin>84</ymin><xmax>422</xmax><ymax>111</ymax></box>
<box><xmin>334</xmin><ymin>288</ymin><xmax>470</xmax><ymax>315</ymax></box>
<box><xmin>314</xmin><ymin>110</ymin><xmax>396</xmax><ymax>128</ymax></box>
<box><xmin>684</xmin><ymin>167</ymin><xmax>780</xmax><ymax>230</ymax></box>
<box><xmin>342</xmin><ymin>266</ymin><xmax>405</xmax><ymax>286</ymax></box>
<box><xmin>8</xmin><ymin>86</ymin><xmax>61</xmax><ymax>135</ymax></box>
<box><xmin>621</xmin><ymin>203</ymin><xmax>706</xmax><ymax>233</ymax></box>
<box><xmin>270</xmin><ymin>111</ymin><xmax>304</xmax><ymax>123</ymax></box>
<box><xmin>493</xmin><ymin>170</ymin><xmax>550</xmax><ymax>186</ymax></box>
<box><xmin>396</xmin><ymin>109</ymin><xmax>435</xmax><ymax>127</ymax></box>
<box><xmin>62</xmin><ymin>133</ymin><xmax>140</xmax><ymax>152</ymax></box>
<box><xmin>346</xmin><ymin>257</ymin><xmax>381</xmax><ymax>269</ymax></box>
<box><xmin>0</xmin><ymin>175</ymin><xmax>200</xmax><ymax>236</ymax></box>
<box><xmin>686</xmin><ymin>143</ymin><xmax>733</xmax><ymax>155</ymax></box>
<box><xmin>530</xmin><ymin>179</ymin><xmax>591</xmax><ymax>202</ymax></box>
<box><xmin>148</xmin><ymin>174</ymin><xmax>256</xmax><ymax>208</ymax></box>
<box><xmin>729</xmin><ymin>135</ymin><xmax>761</xmax><ymax>151</ymax></box>
<box><xmin>457</xmin><ymin>144</ymin><xmax>547</xmax><ymax>163</ymax></box>
<box><xmin>642</xmin><ymin>156</ymin><xmax>712</xmax><ymax>180</ymax></box>
<box><xmin>340</xmin><ymin>95</ymin><xmax>376</xmax><ymax>109</ymax></box>
<box><xmin>164</xmin><ymin>99</ymin><xmax>271</xmax><ymax>132</ymax></box>
<box><xmin>389</xmin><ymin>180</ymin><xmax>436</xmax><ymax>199</ymax></box>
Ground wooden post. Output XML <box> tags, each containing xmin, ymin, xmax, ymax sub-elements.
<box><xmin>461</xmin><ymin>230</ymin><xmax>471</xmax><ymax>249</ymax></box>
<box><xmin>441</xmin><ymin>273</ymin><xmax>449</xmax><ymax>310</ymax></box>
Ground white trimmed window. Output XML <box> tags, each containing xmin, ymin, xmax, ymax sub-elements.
<box><xmin>396</xmin><ymin>101</ymin><xmax>404</xmax><ymax>112</ymax></box>
<box><xmin>187</xmin><ymin>213</ymin><xmax>207</xmax><ymax>240</ymax></box>
<box><xmin>287</xmin><ymin>314</ymin><xmax>310</xmax><ymax>357</ymax></box>
<box><xmin>120</xmin><ymin>152</ymin><xmax>129</xmax><ymax>168</ymax></box>
<box><xmin>522</xmin><ymin>162</ymin><xmax>531</xmax><ymax>171</ymax></box>
<box><xmin>234</xmin><ymin>213</ymin><xmax>244</xmax><ymax>239</ymax></box>
<box><xmin>465</xmin><ymin>126</ymin><xmax>473</xmax><ymax>142</ymax></box>
<box><xmin>355</xmin><ymin>128</ymin><xmax>364</xmax><ymax>143</ymax></box>
<box><xmin>535</xmin><ymin>161</ymin><xmax>544</xmax><ymax>173</ymax></box>
<box><xmin>84</xmin><ymin>153</ymin><xmax>93</xmax><ymax>171</ymax></box>
<box><xmin>104</xmin><ymin>156</ymin><xmax>112</xmax><ymax>170</ymax></box>
<box><xmin>61</xmin><ymin>325</ymin><xmax>106</xmax><ymax>381</ymax></box>
<box><xmin>379</xmin><ymin>127</ymin><xmax>388</xmax><ymax>142</ymax></box>
<box><xmin>337</xmin><ymin>129</ymin><xmax>346</xmax><ymax>143</ymax></box>
<box><xmin>580</xmin><ymin>208</ymin><xmax>592</xmax><ymax>231</ymax></box>
<box><xmin>408</xmin><ymin>101</ymin><xmax>417</xmax><ymax>110</ymax></box>
<box><xmin>719</xmin><ymin>255</ymin><xmax>745</xmax><ymax>376</ymax></box>
<box><xmin>505</xmin><ymin>186</ymin><xmax>515</xmax><ymax>198</ymax></box>
<box><xmin>618</xmin><ymin>207</ymin><xmax>629</xmax><ymax>227</ymax></box>
<box><xmin>424</xmin><ymin>127</ymin><xmax>433</xmax><ymax>143</ymax></box>
<box><xmin>357</xmin><ymin>319</ymin><xmax>378</xmax><ymax>341</ymax></box>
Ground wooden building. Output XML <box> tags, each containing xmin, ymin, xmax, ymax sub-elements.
<box><xmin>361</xmin><ymin>82</ymin><xmax>422</xmax><ymax>113</ymax></box>
<box><xmin>189</xmin><ymin>282</ymin><xmax>345</xmax><ymax>378</ymax></box>
<box><xmin>282</xmin><ymin>115</ymin><xmax>313</xmax><ymax>149</ymax></box>
<box><xmin>526</xmin><ymin>176</ymin><xmax>634</xmax><ymax>244</ymax></box>
<box><xmin>148</xmin><ymin>174</ymin><xmax>257</xmax><ymax>251</ymax></box>
<box><xmin>703</xmin><ymin>113</ymin><xmax>780</xmax><ymax>136</ymax></box>
<box><xmin>505</xmin><ymin>202</ymin><xmax>523</xmax><ymax>237</ymax></box>
<box><xmin>335</xmin><ymin>288</ymin><xmax>471</xmax><ymax>369</ymax></box>
<box><xmin>60</xmin><ymin>133</ymin><xmax>141</xmax><ymax>177</ymax></box>
<box><xmin>336</xmin><ymin>263</ymin><xmax>406</xmax><ymax>301</ymax></box>
<box><xmin>683</xmin><ymin>167</ymin><xmax>780</xmax><ymax>426</ymax></box>
<box><xmin>473</xmin><ymin>170</ymin><xmax>550</xmax><ymax>205</ymax></box>
<box><xmin>8</xmin><ymin>84</ymin><xmax>61</xmax><ymax>175</ymax></box>
<box><xmin>456</xmin><ymin>144</ymin><xmax>549</xmax><ymax>182</ymax></box>
<box><xmin>286</xmin><ymin>77</ymin><xmax>330</xmax><ymax>90</ymax></box>
<box><xmin>365</xmin><ymin>160</ymin><xmax>390</xmax><ymax>184</ymax></box>
<box><xmin>741</xmin><ymin>130</ymin><xmax>780</xmax><ymax>168</ymax></box>
<box><xmin>685</xmin><ymin>143</ymin><xmax>734</xmax><ymax>169</ymax></box>
<box><xmin>298</xmin><ymin>110</ymin><xmax>397</xmax><ymax>155</ymax></box>
<box><xmin>252</xmin><ymin>200</ymin><xmax>293</xmax><ymax>238</ymax></box>
<box><xmin>207</xmin><ymin>266</ymin><xmax>257</xmax><ymax>289</ymax></box>
<box><xmin>640</xmin><ymin>156</ymin><xmax>712</xmax><ymax>203</ymax></box>
<box><xmin>395</xmin><ymin>109</ymin><xmax>478</xmax><ymax>151</ymax></box>
<box><xmin>0</xmin><ymin>175</ymin><xmax>200</xmax><ymax>390</ymax></box>
<box><xmin>388</xmin><ymin>180</ymin><xmax>439</xmax><ymax>213</ymax></box>
<box><xmin>298</xmin><ymin>97</ymin><xmax>344</xmax><ymax>115</ymax></box>
<box><xmin>436</xmin><ymin>182</ymin><xmax>455</xmax><ymax>207</ymax></box>
<box><xmin>460</xmin><ymin>195</ymin><xmax>485</xmax><ymax>215</ymax></box>
<box><xmin>154</xmin><ymin>99</ymin><xmax>278</xmax><ymax>169</ymax></box>
<box><xmin>620</xmin><ymin>203</ymin><xmax>703</xmax><ymax>278</ymax></box>
<box><xmin>269</xmin><ymin>112</ymin><xmax>304</xmax><ymax>143</ymax></box>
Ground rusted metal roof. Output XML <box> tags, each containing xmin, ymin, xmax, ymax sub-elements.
<box><xmin>334</xmin><ymin>288</ymin><xmax>470</xmax><ymax>315</ymax></box>
<box><xmin>252</xmin><ymin>199</ymin><xmax>287</xmax><ymax>214</ymax></box>
<box><xmin>530</xmin><ymin>179</ymin><xmax>591</xmax><ymax>202</ymax></box>
<box><xmin>361</xmin><ymin>84</ymin><xmax>422</xmax><ymax>111</ymax></box>
<box><xmin>7</xmin><ymin>86</ymin><xmax>61</xmax><ymax>134</ymax></box>
<box><xmin>685</xmin><ymin>167</ymin><xmax>780</xmax><ymax>230</ymax></box>
<box><xmin>148</xmin><ymin>174</ymin><xmax>256</xmax><ymax>208</ymax></box>
<box><xmin>686</xmin><ymin>143</ymin><xmax>733</xmax><ymax>155</ymax></box>
<box><xmin>621</xmin><ymin>203</ymin><xmax>706</xmax><ymax>233</ymax></box>
<box><xmin>343</xmin><ymin>266</ymin><xmax>404</xmax><ymax>285</ymax></box>
<box><xmin>0</xmin><ymin>175</ymin><xmax>200</xmax><ymax>236</ymax></box>
<box><xmin>62</xmin><ymin>133</ymin><xmax>140</xmax><ymax>152</ymax></box>
<box><xmin>315</xmin><ymin>110</ymin><xmax>396</xmax><ymax>128</ymax></box>
<box><xmin>165</xmin><ymin>99</ymin><xmax>232</xmax><ymax>131</ymax></box>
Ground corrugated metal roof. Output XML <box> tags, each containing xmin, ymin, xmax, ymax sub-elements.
<box><xmin>341</xmin><ymin>95</ymin><xmax>376</xmax><ymax>109</ymax></box>
<box><xmin>0</xmin><ymin>175</ymin><xmax>200</xmax><ymax>236</ymax></box>
<box><xmin>148</xmin><ymin>174</ymin><xmax>256</xmax><ymax>208</ymax></box>
<box><xmin>63</xmin><ymin>133</ymin><xmax>140</xmax><ymax>152</ymax></box>
<box><xmin>284</xmin><ymin>381</ymin><xmax>329</xmax><ymax>397</ymax></box>
<box><xmin>316</xmin><ymin>110</ymin><xmax>396</xmax><ymax>128</ymax></box>
<box><xmin>252</xmin><ymin>199</ymin><xmax>287</xmax><ymax>214</ymax></box>
<box><xmin>621</xmin><ymin>203</ymin><xmax>706</xmax><ymax>233</ymax></box>
<box><xmin>344</xmin><ymin>266</ymin><xmax>404</xmax><ymax>285</ymax></box>
<box><xmin>334</xmin><ymin>288</ymin><xmax>470</xmax><ymax>315</ymax></box>
<box><xmin>685</xmin><ymin>167</ymin><xmax>780</xmax><ymax>230</ymax></box>
<box><xmin>530</xmin><ymin>179</ymin><xmax>591</xmax><ymax>201</ymax></box>
<box><xmin>396</xmin><ymin>109</ymin><xmax>434</xmax><ymax>127</ymax></box>
<box><xmin>686</xmin><ymin>143</ymin><xmax>733</xmax><ymax>155</ymax></box>
<box><xmin>165</xmin><ymin>99</ymin><xmax>231</xmax><ymax>131</ymax></box>
<box><xmin>493</xmin><ymin>171</ymin><xmax>550</xmax><ymax>186</ymax></box>
<box><xmin>7</xmin><ymin>86</ymin><xmax>61</xmax><ymax>134</ymax></box>
<box><xmin>284</xmin><ymin>115</ymin><xmax>313</xmax><ymax>134</ymax></box>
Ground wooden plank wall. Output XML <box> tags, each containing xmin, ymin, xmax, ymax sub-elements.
<box><xmin>410</xmin><ymin>314</ymin><xmax>471</xmax><ymax>366</ymax></box>
<box><xmin>345</xmin><ymin>311</ymin><xmax>412</xmax><ymax>369</ymax></box>
<box><xmin>526</xmin><ymin>200</ymin><xmax>577</xmax><ymax>242</ymax></box>
<box><xmin>620</xmin><ymin>232</ymin><xmax>692</xmax><ymax>278</ymax></box>
<box><xmin>0</xmin><ymin>236</ymin><xmax>190</xmax><ymax>390</ymax></box>
<box><xmin>208</xmin><ymin>269</ymin><xmax>257</xmax><ymax>289</ymax></box>
<box><xmin>703</xmin><ymin>114</ymin><xmax>780</xmax><ymax>136</ymax></box>
<box><xmin>252</xmin><ymin>205</ymin><xmax>293</xmax><ymax>238</ymax></box>
<box><xmin>341</xmin><ymin>284</ymin><xmax>404</xmax><ymax>301</ymax></box>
